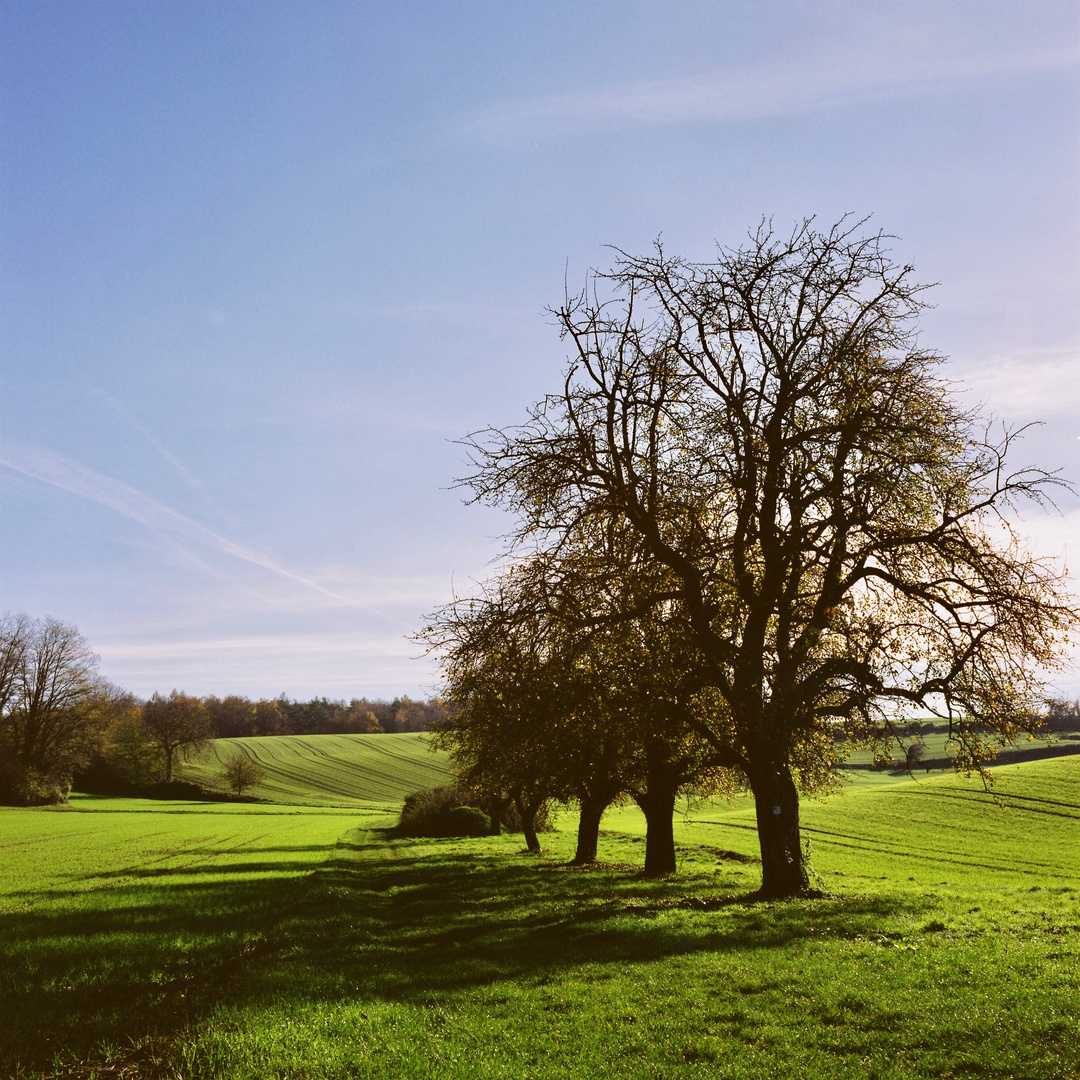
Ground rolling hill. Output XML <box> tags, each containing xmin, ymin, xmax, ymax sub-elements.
<box><xmin>179</xmin><ymin>732</ymin><xmax>455</xmax><ymax>805</ymax></box>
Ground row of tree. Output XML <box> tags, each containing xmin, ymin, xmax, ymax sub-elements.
<box><xmin>0</xmin><ymin>613</ymin><xmax>446</xmax><ymax>804</ymax></box>
<box><xmin>423</xmin><ymin>219</ymin><xmax>1079</xmax><ymax>897</ymax></box>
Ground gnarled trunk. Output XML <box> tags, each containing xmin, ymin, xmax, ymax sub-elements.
<box><xmin>747</xmin><ymin>762</ymin><xmax>810</xmax><ymax>897</ymax></box>
<box><xmin>572</xmin><ymin>794</ymin><xmax>606</xmax><ymax>864</ymax></box>
<box><xmin>633</xmin><ymin>742</ymin><xmax>679</xmax><ymax>876</ymax></box>
<box><xmin>513</xmin><ymin>793</ymin><xmax>542</xmax><ymax>853</ymax></box>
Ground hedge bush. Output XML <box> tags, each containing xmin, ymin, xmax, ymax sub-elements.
<box><xmin>0</xmin><ymin>763</ymin><xmax>70</xmax><ymax>807</ymax></box>
<box><xmin>398</xmin><ymin>786</ymin><xmax>492</xmax><ymax>837</ymax></box>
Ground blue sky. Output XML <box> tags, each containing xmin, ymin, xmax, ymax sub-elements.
<box><xmin>2</xmin><ymin>1</ymin><xmax>1078</xmax><ymax>700</ymax></box>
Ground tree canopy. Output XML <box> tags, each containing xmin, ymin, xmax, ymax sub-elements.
<box><xmin>0</xmin><ymin>614</ymin><xmax>116</xmax><ymax>804</ymax></box>
<box><xmin>452</xmin><ymin>218</ymin><xmax>1077</xmax><ymax>896</ymax></box>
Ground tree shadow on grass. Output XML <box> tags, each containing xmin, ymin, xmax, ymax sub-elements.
<box><xmin>2</xmin><ymin>829</ymin><xmax>922</xmax><ymax>1077</ymax></box>
<box><xmin>227</xmin><ymin>831</ymin><xmax>925</xmax><ymax>1014</ymax></box>
<box><xmin>0</xmin><ymin>865</ymin><xmax>316</xmax><ymax>1077</ymax></box>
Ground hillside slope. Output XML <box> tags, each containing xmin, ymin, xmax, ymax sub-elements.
<box><xmin>180</xmin><ymin>732</ymin><xmax>454</xmax><ymax>805</ymax></box>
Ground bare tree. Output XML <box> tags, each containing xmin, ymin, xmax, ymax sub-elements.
<box><xmin>220</xmin><ymin>752</ymin><xmax>265</xmax><ymax>797</ymax></box>
<box><xmin>464</xmin><ymin>219</ymin><xmax>1078</xmax><ymax>897</ymax></box>
<box><xmin>0</xmin><ymin>614</ymin><xmax>112</xmax><ymax>803</ymax></box>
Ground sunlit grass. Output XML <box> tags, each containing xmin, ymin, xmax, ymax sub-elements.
<box><xmin>3</xmin><ymin>758</ymin><xmax>1078</xmax><ymax>1078</ymax></box>
<box><xmin>177</xmin><ymin>763</ymin><xmax>1080</xmax><ymax>1079</ymax></box>
<box><xmin>0</xmin><ymin>798</ymin><xmax>385</xmax><ymax>1077</ymax></box>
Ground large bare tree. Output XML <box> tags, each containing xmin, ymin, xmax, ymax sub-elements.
<box><xmin>465</xmin><ymin>219</ymin><xmax>1078</xmax><ymax>897</ymax></box>
<box><xmin>0</xmin><ymin>614</ymin><xmax>113</xmax><ymax>803</ymax></box>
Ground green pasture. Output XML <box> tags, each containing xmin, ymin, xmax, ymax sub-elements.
<box><xmin>0</xmin><ymin>798</ymin><xmax>382</xmax><ymax>1078</ymax></box>
<box><xmin>2</xmin><ymin>757</ymin><xmax>1078</xmax><ymax>1078</ymax></box>
<box><xmin>837</xmin><ymin>724</ymin><xmax>1080</xmax><ymax>786</ymax></box>
<box><xmin>174</xmin><ymin>758</ymin><xmax>1080</xmax><ymax>1080</ymax></box>
<box><xmin>178</xmin><ymin>732</ymin><xmax>454</xmax><ymax>805</ymax></box>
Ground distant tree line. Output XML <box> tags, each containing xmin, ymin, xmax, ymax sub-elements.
<box><xmin>151</xmin><ymin>692</ymin><xmax>448</xmax><ymax>742</ymax></box>
<box><xmin>0</xmin><ymin>611</ymin><xmax>447</xmax><ymax>805</ymax></box>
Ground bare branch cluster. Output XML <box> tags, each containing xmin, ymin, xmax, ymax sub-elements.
<box><xmin>433</xmin><ymin>219</ymin><xmax>1078</xmax><ymax>896</ymax></box>
<box><xmin>0</xmin><ymin>613</ymin><xmax>115</xmax><ymax>804</ymax></box>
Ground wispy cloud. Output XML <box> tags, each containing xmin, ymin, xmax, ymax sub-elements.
<box><xmin>465</xmin><ymin>45</ymin><xmax>1079</xmax><ymax>140</ymax></box>
<box><xmin>952</xmin><ymin>346</ymin><xmax>1080</xmax><ymax>419</ymax></box>
<box><xmin>94</xmin><ymin>392</ymin><xmax>203</xmax><ymax>489</ymax></box>
<box><xmin>100</xmin><ymin>633</ymin><xmax>409</xmax><ymax>662</ymax></box>
<box><xmin>91</xmin><ymin>630</ymin><xmax>432</xmax><ymax>699</ymax></box>
<box><xmin>0</xmin><ymin>442</ymin><xmax>408</xmax><ymax>625</ymax></box>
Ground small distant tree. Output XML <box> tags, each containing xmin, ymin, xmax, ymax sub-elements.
<box><xmin>220</xmin><ymin>753</ymin><xmax>265</xmax><ymax>797</ymax></box>
<box><xmin>142</xmin><ymin>691</ymin><xmax>211</xmax><ymax>781</ymax></box>
<box><xmin>904</xmin><ymin>742</ymin><xmax>928</xmax><ymax>772</ymax></box>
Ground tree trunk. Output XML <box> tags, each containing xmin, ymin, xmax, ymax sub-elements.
<box><xmin>485</xmin><ymin>794</ymin><xmax>510</xmax><ymax>835</ymax></box>
<box><xmin>572</xmin><ymin>794</ymin><xmax>606</xmax><ymax>864</ymax></box>
<box><xmin>633</xmin><ymin>742</ymin><xmax>679</xmax><ymax>876</ymax></box>
<box><xmin>513</xmin><ymin>794</ymin><xmax>542</xmax><ymax>853</ymax></box>
<box><xmin>748</xmin><ymin>763</ymin><xmax>810</xmax><ymax>898</ymax></box>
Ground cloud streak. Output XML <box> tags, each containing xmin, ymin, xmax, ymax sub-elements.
<box><xmin>465</xmin><ymin>44</ymin><xmax>1079</xmax><ymax>140</ymax></box>
<box><xmin>94</xmin><ymin>392</ymin><xmax>203</xmax><ymax>489</ymax></box>
<box><xmin>952</xmin><ymin>346</ymin><xmax>1080</xmax><ymax>418</ymax></box>
<box><xmin>0</xmin><ymin>442</ymin><xmax>408</xmax><ymax>625</ymax></box>
<box><xmin>91</xmin><ymin>629</ymin><xmax>431</xmax><ymax>699</ymax></box>
<box><xmin>99</xmin><ymin>633</ymin><xmax>409</xmax><ymax>661</ymax></box>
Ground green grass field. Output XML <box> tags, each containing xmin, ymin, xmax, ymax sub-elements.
<box><xmin>837</xmin><ymin>725</ymin><xmax>1080</xmax><ymax>786</ymax></box>
<box><xmin>0</xmin><ymin>798</ymin><xmax>378</xmax><ymax>1077</ymax></box>
<box><xmin>178</xmin><ymin>732</ymin><xmax>454</xmax><ymax>805</ymax></box>
<box><xmin>2</xmin><ymin>752</ymin><xmax>1078</xmax><ymax>1078</ymax></box>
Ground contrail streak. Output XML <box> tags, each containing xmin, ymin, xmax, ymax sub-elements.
<box><xmin>0</xmin><ymin>442</ymin><xmax>407</xmax><ymax>624</ymax></box>
<box><xmin>93</xmin><ymin>391</ymin><xmax>203</xmax><ymax>489</ymax></box>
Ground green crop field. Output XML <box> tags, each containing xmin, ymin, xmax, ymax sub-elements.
<box><xmin>836</xmin><ymin>725</ymin><xmax>1080</xmax><ymax>787</ymax></box>
<box><xmin>178</xmin><ymin>732</ymin><xmax>454</xmax><ymax>805</ymax></box>
<box><xmin>0</xmin><ymin>797</ymin><xmax>382</xmax><ymax>1078</ymax></box>
<box><xmin>2</xmin><ymin>756</ymin><xmax>1078</xmax><ymax>1078</ymax></box>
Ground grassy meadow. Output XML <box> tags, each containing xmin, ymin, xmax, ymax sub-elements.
<box><xmin>0</xmin><ymin>798</ymin><xmax>377</xmax><ymax>1077</ymax></box>
<box><xmin>1</xmin><ymin>741</ymin><xmax>1077</xmax><ymax>1078</ymax></box>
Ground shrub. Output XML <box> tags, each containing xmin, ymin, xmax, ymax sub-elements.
<box><xmin>443</xmin><ymin>805</ymin><xmax>492</xmax><ymax>836</ymax></box>
<box><xmin>0</xmin><ymin>763</ymin><xmax>70</xmax><ymax>806</ymax></box>
<box><xmin>397</xmin><ymin>786</ymin><xmax>554</xmax><ymax>837</ymax></box>
<box><xmin>220</xmin><ymin>753</ymin><xmax>265</xmax><ymax>797</ymax></box>
<box><xmin>145</xmin><ymin>779</ymin><xmax>216</xmax><ymax>801</ymax></box>
<box><xmin>399</xmin><ymin>786</ymin><xmax>492</xmax><ymax>837</ymax></box>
